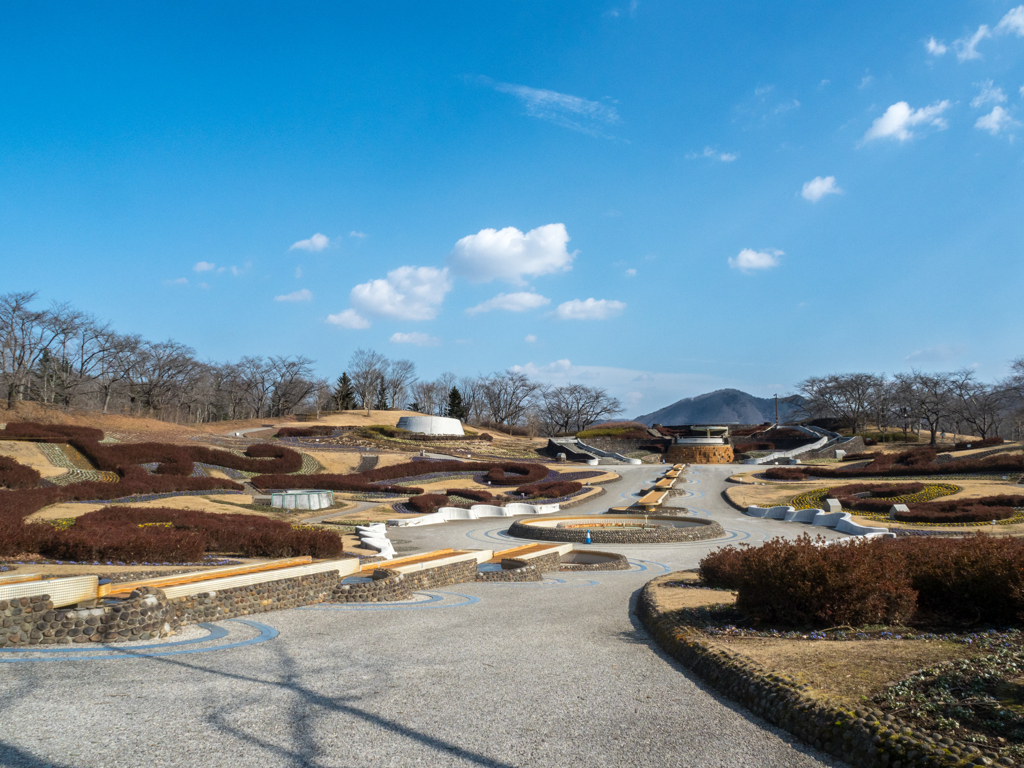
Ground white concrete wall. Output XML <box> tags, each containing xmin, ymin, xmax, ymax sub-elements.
<box><xmin>395</xmin><ymin>416</ymin><xmax>465</xmax><ymax>436</ymax></box>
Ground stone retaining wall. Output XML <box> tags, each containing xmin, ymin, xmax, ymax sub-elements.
<box><xmin>666</xmin><ymin>445</ymin><xmax>734</xmax><ymax>464</ymax></box>
<box><xmin>799</xmin><ymin>436</ymin><xmax>868</xmax><ymax>461</ymax></box>
<box><xmin>522</xmin><ymin>551</ymin><xmax>563</xmax><ymax>573</ymax></box>
<box><xmin>1</xmin><ymin>587</ymin><xmax>178</xmax><ymax>647</ymax></box>
<box><xmin>329</xmin><ymin>570</ymin><xmax>411</xmax><ymax>603</ymax></box>
<box><xmin>399</xmin><ymin>559</ymin><xmax>479</xmax><ymax>591</ymax></box>
<box><xmin>637</xmin><ymin>575</ymin><xmax>995</xmax><ymax>768</ymax></box>
<box><xmin>171</xmin><ymin>571</ymin><xmax>341</xmax><ymax>623</ymax></box>
<box><xmin>559</xmin><ymin>551</ymin><xmax>630</xmax><ymax>571</ymax></box>
<box><xmin>508</xmin><ymin>519</ymin><xmax>725</xmax><ymax>544</ymax></box>
<box><xmin>475</xmin><ymin>559</ymin><xmax>542</xmax><ymax>583</ymax></box>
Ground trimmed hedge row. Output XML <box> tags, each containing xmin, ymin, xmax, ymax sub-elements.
<box><xmin>773</xmin><ymin>447</ymin><xmax>1024</xmax><ymax>480</ymax></box>
<box><xmin>21</xmin><ymin>506</ymin><xmax>344</xmax><ymax>562</ymax></box>
<box><xmin>275</xmin><ymin>426</ymin><xmax>337</xmax><ymax>438</ymax></box>
<box><xmin>700</xmin><ymin>534</ymin><xmax>1024</xmax><ymax>626</ymax></box>
<box><xmin>893</xmin><ymin>497</ymin><xmax>1022</xmax><ymax>523</ymax></box>
<box><xmin>0</xmin><ymin>456</ymin><xmax>41</xmax><ymax>489</ymax></box>
<box><xmin>514</xmin><ymin>480</ymin><xmax>583</xmax><ymax>499</ymax></box>
<box><xmin>249</xmin><ymin>473</ymin><xmax>421</xmax><ymax>495</ymax></box>
<box><xmin>4</xmin><ymin>422</ymin><xmax>303</xmax><ymax>476</ymax></box>
<box><xmin>953</xmin><ymin>436</ymin><xmax>1004</xmax><ymax>451</ymax></box>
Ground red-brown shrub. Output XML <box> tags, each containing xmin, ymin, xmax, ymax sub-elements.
<box><xmin>893</xmin><ymin>499</ymin><xmax>1020</xmax><ymax>523</ymax></box>
<box><xmin>514</xmin><ymin>480</ymin><xmax>583</xmax><ymax>499</ymax></box>
<box><xmin>699</xmin><ymin>534</ymin><xmax>1024</xmax><ymax>627</ymax></box>
<box><xmin>275</xmin><ymin>426</ymin><xmax>336</xmax><ymax>438</ymax></box>
<box><xmin>734</xmin><ymin>442</ymin><xmax>774</xmax><ymax>453</ymax></box>
<box><xmin>953</xmin><ymin>437</ymin><xmax>1004</xmax><ymax>451</ymax></box>
<box><xmin>0</xmin><ymin>456</ymin><xmax>41</xmax><ymax>489</ymax></box>
<box><xmin>248</xmin><ymin>473</ymin><xmax>421</xmax><ymax>495</ymax></box>
<box><xmin>446</xmin><ymin>488</ymin><xmax>493</xmax><ymax>503</ymax></box>
<box><xmin>484</xmin><ymin>464</ymin><xmax>548</xmax><ymax>486</ymax></box>
<box><xmin>405</xmin><ymin>494</ymin><xmax>450</xmax><ymax>515</ymax></box>
<box><xmin>763</xmin><ymin>467</ymin><xmax>809</xmax><ymax>481</ymax></box>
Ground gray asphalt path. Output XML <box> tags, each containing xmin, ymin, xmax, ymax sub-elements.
<box><xmin>0</xmin><ymin>464</ymin><xmax>847</xmax><ymax>768</ymax></box>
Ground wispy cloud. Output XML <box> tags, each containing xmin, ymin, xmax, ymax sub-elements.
<box><xmin>465</xmin><ymin>292</ymin><xmax>550</xmax><ymax>315</ymax></box>
<box><xmin>975</xmin><ymin>106</ymin><xmax>1019</xmax><ymax>135</ymax></box>
<box><xmin>905</xmin><ymin>344</ymin><xmax>965</xmax><ymax>363</ymax></box>
<box><xmin>955</xmin><ymin>25</ymin><xmax>991</xmax><ymax>61</ymax></box>
<box><xmin>858</xmin><ymin>75</ymin><xmax>874</xmax><ymax>89</ymax></box>
<box><xmin>625</xmin><ymin>268</ymin><xmax>637</xmax><ymax>277</ymax></box>
<box><xmin>193</xmin><ymin>261</ymin><xmax>215</xmax><ymax>272</ymax></box>
<box><xmin>349</xmin><ymin>231</ymin><xmax>368</xmax><ymax>239</ymax></box>
<box><xmin>230</xmin><ymin>262</ymin><xmax>252</xmax><ymax>277</ymax></box>
<box><xmin>729</xmin><ymin>248</ymin><xmax>782</xmax><ymax>272</ymax></box>
<box><xmin>926</xmin><ymin>37</ymin><xmax>948</xmax><ymax>56</ymax></box>
<box><xmin>524</xmin><ymin>334</ymin><xmax>537</xmax><ymax>343</ymax></box>
<box><xmin>164</xmin><ymin>278</ymin><xmax>188</xmax><ymax>286</ymax></box>
<box><xmin>972</xmin><ymin>80</ymin><xmax>1007</xmax><ymax>108</ymax></box>
<box><xmin>553</xmin><ymin>298</ymin><xmax>626</xmax><ymax>320</ymax></box>
<box><xmin>290</xmin><ymin>233</ymin><xmax>329</xmax><ymax>252</ymax></box>
<box><xmin>686</xmin><ymin>146</ymin><xmax>738</xmax><ymax>162</ymax></box>
<box><xmin>326</xmin><ymin>309</ymin><xmax>370</xmax><ymax>329</ymax></box>
<box><xmin>275</xmin><ymin>289</ymin><xmax>313</xmax><ymax>302</ymax></box>
<box><xmin>390</xmin><ymin>331</ymin><xmax>440</xmax><ymax>347</ymax></box>
<box><xmin>801</xmin><ymin>176</ymin><xmax>843</xmax><ymax>203</ymax></box>
<box><xmin>480</xmin><ymin>76</ymin><xmax>621</xmax><ymax>138</ymax></box>
<box><xmin>862</xmin><ymin>100</ymin><xmax>951</xmax><ymax>143</ymax></box>
<box><xmin>996</xmin><ymin>5</ymin><xmax>1024</xmax><ymax>36</ymax></box>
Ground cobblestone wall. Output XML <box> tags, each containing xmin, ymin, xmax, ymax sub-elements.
<box><xmin>329</xmin><ymin>570</ymin><xmax>411</xmax><ymax>603</ymax></box>
<box><xmin>475</xmin><ymin>559</ymin><xmax>542</xmax><ymax>583</ymax></box>
<box><xmin>508</xmin><ymin>519</ymin><xmax>725</xmax><ymax>544</ymax></box>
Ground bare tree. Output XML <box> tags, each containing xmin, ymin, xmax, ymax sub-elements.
<box><xmin>540</xmin><ymin>384</ymin><xmax>623</xmax><ymax>434</ymax></box>
<box><xmin>0</xmin><ymin>292</ymin><xmax>66</xmax><ymax>408</ymax></box>
<box><xmin>269</xmin><ymin>355</ymin><xmax>316</xmax><ymax>416</ymax></box>
<box><xmin>949</xmin><ymin>368</ymin><xmax>1005</xmax><ymax>439</ymax></box>
<box><xmin>908</xmin><ymin>370</ymin><xmax>954</xmax><ymax>446</ymax></box>
<box><xmin>349</xmin><ymin>348</ymin><xmax>388</xmax><ymax>416</ymax></box>
<box><xmin>384</xmin><ymin>359</ymin><xmax>417</xmax><ymax>410</ymax></box>
<box><xmin>481</xmin><ymin>370</ymin><xmax>547</xmax><ymax>426</ymax></box>
<box><xmin>796</xmin><ymin>373</ymin><xmax>880</xmax><ymax>435</ymax></box>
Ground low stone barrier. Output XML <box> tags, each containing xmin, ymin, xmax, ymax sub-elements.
<box><xmin>509</xmin><ymin>516</ymin><xmax>725</xmax><ymax>544</ymax></box>
<box><xmin>475</xmin><ymin>559</ymin><xmax>543</xmax><ymax>583</ymax></box>
<box><xmin>637</xmin><ymin>575</ymin><xmax>993</xmax><ymax>768</ymax></box>
<box><xmin>330</xmin><ymin>570</ymin><xmax>411</xmax><ymax>603</ymax></box>
<box><xmin>558</xmin><ymin>550</ymin><xmax>629</xmax><ymax>571</ymax></box>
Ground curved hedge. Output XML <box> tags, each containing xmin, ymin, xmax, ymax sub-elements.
<box><xmin>0</xmin><ymin>456</ymin><xmax>41</xmax><ymax>489</ymax></box>
<box><xmin>769</xmin><ymin>447</ymin><xmax>1024</xmax><ymax>480</ymax></box>
<box><xmin>26</xmin><ymin>506</ymin><xmax>344</xmax><ymax>562</ymax></box>
<box><xmin>514</xmin><ymin>480</ymin><xmax>583</xmax><ymax>499</ymax></box>
<box><xmin>700</xmin><ymin>534</ymin><xmax>1024</xmax><ymax>627</ymax></box>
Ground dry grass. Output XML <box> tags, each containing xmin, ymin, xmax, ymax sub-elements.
<box><xmin>24</xmin><ymin>494</ymin><xmax>308</xmax><ymax>522</ymax></box>
<box><xmin>644</xmin><ymin>573</ymin><xmax>978</xmax><ymax>709</ymax></box>
<box><xmin>709</xmin><ymin>636</ymin><xmax>975</xmax><ymax>707</ymax></box>
<box><xmin>0</xmin><ymin>441</ymin><xmax>68</xmax><ymax>478</ymax></box>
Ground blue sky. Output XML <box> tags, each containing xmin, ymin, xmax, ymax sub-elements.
<box><xmin>2</xmin><ymin>2</ymin><xmax>1022</xmax><ymax>416</ymax></box>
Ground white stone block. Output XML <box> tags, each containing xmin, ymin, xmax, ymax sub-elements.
<box><xmin>823</xmin><ymin>498</ymin><xmax>841</xmax><ymax>513</ymax></box>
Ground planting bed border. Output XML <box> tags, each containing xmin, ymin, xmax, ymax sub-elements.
<box><xmin>509</xmin><ymin>516</ymin><xmax>725</xmax><ymax>544</ymax></box>
<box><xmin>637</xmin><ymin>574</ymin><xmax>1001</xmax><ymax>768</ymax></box>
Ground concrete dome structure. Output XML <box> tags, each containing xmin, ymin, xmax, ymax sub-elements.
<box><xmin>395</xmin><ymin>415</ymin><xmax>465</xmax><ymax>436</ymax></box>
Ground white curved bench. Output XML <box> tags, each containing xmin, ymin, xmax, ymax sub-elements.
<box><xmin>744</xmin><ymin>505</ymin><xmax>890</xmax><ymax>537</ymax></box>
<box><xmin>389</xmin><ymin>501</ymin><xmax>561</xmax><ymax>527</ymax></box>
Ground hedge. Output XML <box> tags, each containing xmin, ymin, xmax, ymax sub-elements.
<box><xmin>29</xmin><ymin>506</ymin><xmax>344</xmax><ymax>561</ymax></box>
<box><xmin>773</xmin><ymin>447</ymin><xmax>1024</xmax><ymax>480</ymax></box>
<box><xmin>0</xmin><ymin>456</ymin><xmax>41</xmax><ymax>489</ymax></box>
<box><xmin>952</xmin><ymin>436</ymin><xmax>1004</xmax><ymax>451</ymax></box>
<box><xmin>514</xmin><ymin>480</ymin><xmax>583</xmax><ymax>499</ymax></box>
<box><xmin>700</xmin><ymin>534</ymin><xmax>1024</xmax><ymax>627</ymax></box>
<box><xmin>275</xmin><ymin>426</ymin><xmax>337</xmax><ymax>438</ymax></box>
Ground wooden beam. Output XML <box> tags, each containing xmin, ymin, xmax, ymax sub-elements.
<box><xmin>104</xmin><ymin>557</ymin><xmax>314</xmax><ymax>597</ymax></box>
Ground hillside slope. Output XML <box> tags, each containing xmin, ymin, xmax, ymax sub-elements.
<box><xmin>634</xmin><ymin>389</ymin><xmax>805</xmax><ymax>426</ymax></box>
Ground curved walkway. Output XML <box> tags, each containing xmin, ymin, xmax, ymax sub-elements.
<box><xmin>0</xmin><ymin>464</ymin><xmax>846</xmax><ymax>768</ymax></box>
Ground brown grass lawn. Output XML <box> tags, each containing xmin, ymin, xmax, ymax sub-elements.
<box><xmin>645</xmin><ymin>573</ymin><xmax>978</xmax><ymax>709</ymax></box>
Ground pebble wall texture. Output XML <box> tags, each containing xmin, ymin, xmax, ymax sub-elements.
<box><xmin>637</xmin><ymin>576</ymin><xmax>1013</xmax><ymax>768</ymax></box>
<box><xmin>329</xmin><ymin>570</ymin><xmax>411</xmax><ymax>603</ymax></box>
<box><xmin>558</xmin><ymin>551</ymin><xmax>630</xmax><ymax>571</ymax></box>
<box><xmin>474</xmin><ymin>560</ymin><xmax>543</xmax><ymax>583</ymax></box>
<box><xmin>171</xmin><ymin>572</ymin><xmax>341</xmax><ymax>624</ymax></box>
<box><xmin>508</xmin><ymin>518</ymin><xmax>726</xmax><ymax>544</ymax></box>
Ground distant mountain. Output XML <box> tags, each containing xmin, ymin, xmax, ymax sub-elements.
<box><xmin>634</xmin><ymin>389</ymin><xmax>806</xmax><ymax>426</ymax></box>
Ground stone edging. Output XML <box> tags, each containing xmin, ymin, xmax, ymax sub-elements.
<box><xmin>636</xmin><ymin>574</ymin><xmax>1005</xmax><ymax>768</ymax></box>
<box><xmin>557</xmin><ymin>486</ymin><xmax>607</xmax><ymax>509</ymax></box>
<box><xmin>508</xmin><ymin>517</ymin><xmax>725</xmax><ymax>544</ymax></box>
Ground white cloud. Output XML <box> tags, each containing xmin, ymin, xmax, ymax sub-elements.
<box><xmin>904</xmin><ymin>344</ymin><xmax>965</xmax><ymax>363</ymax></box>
<box><xmin>483</xmin><ymin>78</ymin><xmax>621</xmax><ymax>138</ymax></box>
<box><xmin>995</xmin><ymin>5</ymin><xmax>1024</xmax><ymax>36</ymax></box>
<box><xmin>955</xmin><ymin>25</ymin><xmax>991</xmax><ymax>61</ymax></box>
<box><xmin>465</xmin><ymin>292</ymin><xmax>550</xmax><ymax>315</ymax></box>
<box><xmin>290</xmin><ymin>233</ymin><xmax>329</xmax><ymax>252</ymax></box>
<box><xmin>448</xmin><ymin>223</ymin><xmax>575</xmax><ymax>285</ymax></box>
<box><xmin>926</xmin><ymin>37</ymin><xmax>948</xmax><ymax>56</ymax></box>
<box><xmin>349</xmin><ymin>231</ymin><xmax>368</xmax><ymax>238</ymax></box>
<box><xmin>553</xmin><ymin>298</ymin><xmax>626</xmax><ymax>320</ymax></box>
<box><xmin>859</xmin><ymin>75</ymin><xmax>874</xmax><ymax>89</ymax></box>
<box><xmin>193</xmin><ymin>261</ymin><xmax>215</xmax><ymax>272</ymax></box>
<box><xmin>390</xmin><ymin>331</ymin><xmax>440</xmax><ymax>347</ymax></box>
<box><xmin>801</xmin><ymin>176</ymin><xmax>843</xmax><ymax>203</ymax></box>
<box><xmin>275</xmin><ymin>289</ymin><xmax>313</xmax><ymax>302</ymax></box>
<box><xmin>164</xmin><ymin>278</ymin><xmax>188</xmax><ymax>286</ymax></box>
<box><xmin>524</xmin><ymin>334</ymin><xmax>537</xmax><ymax>343</ymax></box>
<box><xmin>729</xmin><ymin>248</ymin><xmax>782</xmax><ymax>272</ymax></box>
<box><xmin>972</xmin><ymin>80</ymin><xmax>1007</xmax><ymax>108</ymax></box>
<box><xmin>686</xmin><ymin>146</ymin><xmax>738</xmax><ymax>162</ymax></box>
<box><xmin>326</xmin><ymin>309</ymin><xmax>370</xmax><ymax>329</ymax></box>
<box><xmin>295</xmin><ymin>267</ymin><xmax>303</xmax><ymax>279</ymax></box>
<box><xmin>975</xmin><ymin>106</ymin><xmax>1019</xmax><ymax>135</ymax></box>
<box><xmin>230</xmin><ymin>262</ymin><xmax>252</xmax><ymax>277</ymax></box>
<box><xmin>862</xmin><ymin>100</ymin><xmax>951</xmax><ymax>142</ymax></box>
<box><xmin>198</xmin><ymin>282</ymin><xmax>210</xmax><ymax>290</ymax></box>
<box><xmin>350</xmin><ymin>266</ymin><xmax>452</xmax><ymax>321</ymax></box>
<box><xmin>625</xmin><ymin>268</ymin><xmax>637</xmax><ymax>277</ymax></box>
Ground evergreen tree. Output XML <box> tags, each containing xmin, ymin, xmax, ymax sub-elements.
<box><xmin>375</xmin><ymin>380</ymin><xmax>389</xmax><ymax>410</ymax></box>
<box><xmin>446</xmin><ymin>386</ymin><xmax>467</xmax><ymax>421</ymax></box>
<box><xmin>334</xmin><ymin>373</ymin><xmax>356</xmax><ymax>411</ymax></box>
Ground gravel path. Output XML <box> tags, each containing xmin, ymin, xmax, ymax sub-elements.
<box><xmin>0</xmin><ymin>464</ymin><xmax>847</xmax><ymax>768</ymax></box>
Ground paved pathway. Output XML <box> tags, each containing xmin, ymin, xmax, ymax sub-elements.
<box><xmin>0</xmin><ymin>464</ymin><xmax>847</xmax><ymax>768</ymax></box>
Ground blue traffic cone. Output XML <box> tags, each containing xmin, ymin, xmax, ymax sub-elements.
<box><xmin>585</xmin><ymin>529</ymin><xmax>592</xmax><ymax>544</ymax></box>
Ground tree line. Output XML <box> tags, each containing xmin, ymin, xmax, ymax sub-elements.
<box><xmin>0</xmin><ymin>291</ymin><xmax>621</xmax><ymax>432</ymax></box>
<box><xmin>795</xmin><ymin>363</ymin><xmax>1024</xmax><ymax>444</ymax></box>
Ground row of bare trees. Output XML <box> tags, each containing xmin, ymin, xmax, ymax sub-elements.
<box><xmin>0</xmin><ymin>293</ymin><xmax>622</xmax><ymax>431</ymax></box>
<box><xmin>0</xmin><ymin>291</ymin><xmax>321</xmax><ymax>421</ymax></box>
<box><xmin>795</xmin><ymin>361</ymin><xmax>1024</xmax><ymax>444</ymax></box>
<box><xmin>342</xmin><ymin>349</ymin><xmax>622</xmax><ymax>434</ymax></box>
